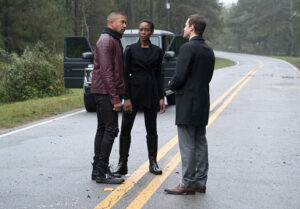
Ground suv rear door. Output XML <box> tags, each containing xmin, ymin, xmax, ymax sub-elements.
<box><xmin>64</xmin><ymin>36</ymin><xmax>93</xmax><ymax>88</ymax></box>
<box><xmin>162</xmin><ymin>35</ymin><xmax>187</xmax><ymax>88</ymax></box>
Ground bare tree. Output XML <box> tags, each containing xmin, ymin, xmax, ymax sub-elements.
<box><xmin>126</xmin><ymin>0</ymin><xmax>132</xmax><ymax>28</ymax></box>
<box><xmin>3</xmin><ymin>0</ymin><xmax>9</xmax><ymax>50</ymax></box>
<box><xmin>149</xmin><ymin>0</ymin><xmax>153</xmax><ymax>20</ymax></box>
<box><xmin>288</xmin><ymin>0</ymin><xmax>296</xmax><ymax>56</ymax></box>
<box><xmin>74</xmin><ymin>0</ymin><xmax>78</xmax><ymax>35</ymax></box>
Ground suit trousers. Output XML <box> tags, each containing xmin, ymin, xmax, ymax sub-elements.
<box><xmin>177</xmin><ymin>124</ymin><xmax>208</xmax><ymax>188</ymax></box>
<box><xmin>94</xmin><ymin>94</ymin><xmax>119</xmax><ymax>172</ymax></box>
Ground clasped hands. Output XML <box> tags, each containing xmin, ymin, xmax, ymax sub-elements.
<box><xmin>114</xmin><ymin>99</ymin><xmax>165</xmax><ymax>114</ymax></box>
<box><xmin>112</xmin><ymin>99</ymin><xmax>132</xmax><ymax>113</ymax></box>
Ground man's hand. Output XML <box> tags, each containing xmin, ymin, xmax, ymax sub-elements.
<box><xmin>159</xmin><ymin>99</ymin><xmax>166</xmax><ymax>114</ymax></box>
<box><xmin>123</xmin><ymin>99</ymin><xmax>132</xmax><ymax>114</ymax></box>
<box><xmin>113</xmin><ymin>102</ymin><xmax>122</xmax><ymax>112</ymax></box>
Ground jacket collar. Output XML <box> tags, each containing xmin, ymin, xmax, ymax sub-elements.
<box><xmin>137</xmin><ymin>39</ymin><xmax>153</xmax><ymax>49</ymax></box>
<box><xmin>190</xmin><ymin>35</ymin><xmax>204</xmax><ymax>41</ymax></box>
<box><xmin>102</xmin><ymin>27</ymin><xmax>122</xmax><ymax>40</ymax></box>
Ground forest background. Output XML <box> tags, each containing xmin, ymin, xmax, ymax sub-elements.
<box><xmin>1</xmin><ymin>0</ymin><xmax>299</xmax><ymax>56</ymax></box>
<box><xmin>0</xmin><ymin>0</ymin><xmax>300</xmax><ymax>103</ymax></box>
<box><xmin>0</xmin><ymin>0</ymin><xmax>299</xmax><ymax>127</ymax></box>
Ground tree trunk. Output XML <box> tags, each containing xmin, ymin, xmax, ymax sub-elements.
<box><xmin>169</xmin><ymin>2</ymin><xmax>172</xmax><ymax>31</ymax></box>
<box><xmin>67</xmin><ymin>0</ymin><xmax>72</xmax><ymax>11</ymax></box>
<box><xmin>3</xmin><ymin>0</ymin><xmax>9</xmax><ymax>50</ymax></box>
<box><xmin>269</xmin><ymin>0</ymin><xmax>275</xmax><ymax>55</ymax></box>
<box><xmin>74</xmin><ymin>0</ymin><xmax>78</xmax><ymax>35</ymax></box>
<box><xmin>126</xmin><ymin>0</ymin><xmax>132</xmax><ymax>28</ymax></box>
<box><xmin>287</xmin><ymin>0</ymin><xmax>295</xmax><ymax>56</ymax></box>
<box><xmin>83</xmin><ymin>12</ymin><xmax>89</xmax><ymax>39</ymax></box>
<box><xmin>237</xmin><ymin>33</ymin><xmax>242</xmax><ymax>52</ymax></box>
<box><xmin>144</xmin><ymin>0</ymin><xmax>147</xmax><ymax>17</ymax></box>
<box><xmin>149</xmin><ymin>0</ymin><xmax>153</xmax><ymax>20</ymax></box>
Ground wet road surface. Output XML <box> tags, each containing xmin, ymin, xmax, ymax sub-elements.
<box><xmin>0</xmin><ymin>51</ymin><xmax>299</xmax><ymax>209</ymax></box>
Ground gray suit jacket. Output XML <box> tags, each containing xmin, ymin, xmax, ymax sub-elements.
<box><xmin>169</xmin><ymin>35</ymin><xmax>215</xmax><ymax>126</ymax></box>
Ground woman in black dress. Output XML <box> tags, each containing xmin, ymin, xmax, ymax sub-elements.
<box><xmin>113</xmin><ymin>20</ymin><xmax>166</xmax><ymax>175</ymax></box>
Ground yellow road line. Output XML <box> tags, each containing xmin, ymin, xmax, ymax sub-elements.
<box><xmin>94</xmin><ymin>59</ymin><xmax>263</xmax><ymax>209</ymax></box>
<box><xmin>210</xmin><ymin>68</ymin><xmax>254</xmax><ymax>111</ymax></box>
<box><xmin>126</xmin><ymin>153</ymin><xmax>181</xmax><ymax>209</ymax></box>
<box><xmin>94</xmin><ymin>136</ymin><xmax>178</xmax><ymax>209</ymax></box>
<box><xmin>208</xmin><ymin>59</ymin><xmax>264</xmax><ymax>126</ymax></box>
<box><xmin>126</xmin><ymin>59</ymin><xmax>264</xmax><ymax>209</ymax></box>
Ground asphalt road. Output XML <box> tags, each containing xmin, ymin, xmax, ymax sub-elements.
<box><xmin>0</xmin><ymin>51</ymin><xmax>299</xmax><ymax>209</ymax></box>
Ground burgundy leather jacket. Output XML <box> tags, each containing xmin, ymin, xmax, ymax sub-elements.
<box><xmin>91</xmin><ymin>29</ymin><xmax>125</xmax><ymax>105</ymax></box>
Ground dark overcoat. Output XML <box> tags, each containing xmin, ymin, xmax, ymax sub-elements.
<box><xmin>169</xmin><ymin>35</ymin><xmax>215</xmax><ymax>126</ymax></box>
<box><xmin>123</xmin><ymin>41</ymin><xmax>164</xmax><ymax>110</ymax></box>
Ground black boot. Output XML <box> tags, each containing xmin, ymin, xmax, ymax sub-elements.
<box><xmin>112</xmin><ymin>136</ymin><xmax>131</xmax><ymax>175</ymax></box>
<box><xmin>147</xmin><ymin>135</ymin><xmax>162</xmax><ymax>175</ymax></box>
<box><xmin>107</xmin><ymin>165</ymin><xmax>122</xmax><ymax>178</ymax></box>
<box><xmin>91</xmin><ymin>157</ymin><xmax>99</xmax><ymax>180</ymax></box>
<box><xmin>95</xmin><ymin>163</ymin><xmax>124</xmax><ymax>184</ymax></box>
<box><xmin>92</xmin><ymin>159</ymin><xmax>122</xmax><ymax>180</ymax></box>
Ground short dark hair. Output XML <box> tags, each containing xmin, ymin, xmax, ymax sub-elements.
<box><xmin>188</xmin><ymin>14</ymin><xmax>206</xmax><ymax>35</ymax></box>
<box><xmin>140</xmin><ymin>19</ymin><xmax>155</xmax><ymax>31</ymax></box>
<box><xmin>107</xmin><ymin>11</ymin><xmax>126</xmax><ymax>21</ymax></box>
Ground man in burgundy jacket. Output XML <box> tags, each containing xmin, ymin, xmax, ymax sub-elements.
<box><xmin>91</xmin><ymin>11</ymin><xmax>127</xmax><ymax>184</ymax></box>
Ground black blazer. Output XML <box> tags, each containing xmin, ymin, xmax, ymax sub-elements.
<box><xmin>123</xmin><ymin>41</ymin><xmax>164</xmax><ymax>109</ymax></box>
<box><xmin>169</xmin><ymin>35</ymin><xmax>215</xmax><ymax>126</ymax></box>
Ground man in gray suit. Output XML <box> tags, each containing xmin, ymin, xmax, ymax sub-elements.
<box><xmin>165</xmin><ymin>14</ymin><xmax>215</xmax><ymax>195</ymax></box>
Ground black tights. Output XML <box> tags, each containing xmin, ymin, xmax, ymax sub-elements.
<box><xmin>120</xmin><ymin>105</ymin><xmax>157</xmax><ymax>137</ymax></box>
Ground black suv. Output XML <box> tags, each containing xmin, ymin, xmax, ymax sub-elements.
<box><xmin>64</xmin><ymin>29</ymin><xmax>187</xmax><ymax>112</ymax></box>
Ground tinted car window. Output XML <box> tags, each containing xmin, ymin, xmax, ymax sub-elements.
<box><xmin>66</xmin><ymin>37</ymin><xmax>92</xmax><ymax>58</ymax></box>
<box><xmin>162</xmin><ymin>35</ymin><xmax>173</xmax><ymax>52</ymax></box>
<box><xmin>168</xmin><ymin>36</ymin><xmax>188</xmax><ymax>56</ymax></box>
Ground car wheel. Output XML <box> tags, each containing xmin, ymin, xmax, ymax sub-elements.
<box><xmin>166</xmin><ymin>94</ymin><xmax>175</xmax><ymax>105</ymax></box>
<box><xmin>84</xmin><ymin>94</ymin><xmax>96</xmax><ymax>112</ymax></box>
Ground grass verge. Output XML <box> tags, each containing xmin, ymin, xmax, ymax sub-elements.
<box><xmin>0</xmin><ymin>57</ymin><xmax>235</xmax><ymax>130</ymax></box>
<box><xmin>0</xmin><ymin>89</ymin><xmax>83</xmax><ymax>129</ymax></box>
<box><xmin>273</xmin><ymin>56</ymin><xmax>300</xmax><ymax>71</ymax></box>
<box><xmin>215</xmin><ymin>57</ymin><xmax>235</xmax><ymax>70</ymax></box>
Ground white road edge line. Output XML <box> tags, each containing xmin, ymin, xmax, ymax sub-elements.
<box><xmin>275</xmin><ymin>58</ymin><xmax>300</xmax><ymax>74</ymax></box>
<box><xmin>0</xmin><ymin>109</ymin><xmax>85</xmax><ymax>139</ymax></box>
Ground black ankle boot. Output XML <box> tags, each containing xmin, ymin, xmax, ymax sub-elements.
<box><xmin>106</xmin><ymin>165</ymin><xmax>121</xmax><ymax>178</ymax></box>
<box><xmin>91</xmin><ymin>157</ymin><xmax>99</xmax><ymax>180</ymax></box>
<box><xmin>147</xmin><ymin>135</ymin><xmax>162</xmax><ymax>175</ymax></box>
<box><xmin>95</xmin><ymin>163</ymin><xmax>124</xmax><ymax>184</ymax></box>
<box><xmin>92</xmin><ymin>159</ymin><xmax>122</xmax><ymax>179</ymax></box>
<box><xmin>149</xmin><ymin>156</ymin><xmax>162</xmax><ymax>175</ymax></box>
<box><xmin>113</xmin><ymin>157</ymin><xmax>128</xmax><ymax>175</ymax></box>
<box><xmin>112</xmin><ymin>136</ymin><xmax>131</xmax><ymax>175</ymax></box>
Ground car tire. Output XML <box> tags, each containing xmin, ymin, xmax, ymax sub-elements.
<box><xmin>166</xmin><ymin>94</ymin><xmax>175</xmax><ymax>105</ymax></box>
<box><xmin>84</xmin><ymin>94</ymin><xmax>96</xmax><ymax>112</ymax></box>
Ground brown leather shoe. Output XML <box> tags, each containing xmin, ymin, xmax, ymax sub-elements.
<box><xmin>196</xmin><ymin>185</ymin><xmax>206</xmax><ymax>193</ymax></box>
<box><xmin>164</xmin><ymin>183</ymin><xmax>196</xmax><ymax>195</ymax></box>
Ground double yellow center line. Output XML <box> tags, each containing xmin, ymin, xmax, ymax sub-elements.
<box><xmin>95</xmin><ymin>58</ymin><xmax>264</xmax><ymax>209</ymax></box>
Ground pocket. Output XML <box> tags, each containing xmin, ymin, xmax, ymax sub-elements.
<box><xmin>129</xmin><ymin>76</ymin><xmax>141</xmax><ymax>100</ymax></box>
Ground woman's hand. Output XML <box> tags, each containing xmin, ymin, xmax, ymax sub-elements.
<box><xmin>159</xmin><ymin>99</ymin><xmax>166</xmax><ymax>114</ymax></box>
<box><xmin>113</xmin><ymin>102</ymin><xmax>123</xmax><ymax>112</ymax></box>
<box><xmin>124</xmin><ymin>99</ymin><xmax>133</xmax><ymax>114</ymax></box>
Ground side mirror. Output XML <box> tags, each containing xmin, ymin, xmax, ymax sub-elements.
<box><xmin>164</xmin><ymin>51</ymin><xmax>175</xmax><ymax>58</ymax></box>
<box><xmin>82</xmin><ymin>52</ymin><xmax>94</xmax><ymax>60</ymax></box>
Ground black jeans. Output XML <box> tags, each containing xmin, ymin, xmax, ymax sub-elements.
<box><xmin>94</xmin><ymin>94</ymin><xmax>119</xmax><ymax>172</ymax></box>
<box><xmin>120</xmin><ymin>105</ymin><xmax>157</xmax><ymax>137</ymax></box>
